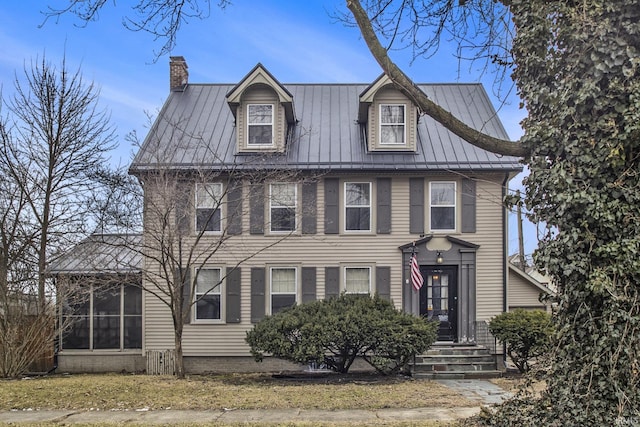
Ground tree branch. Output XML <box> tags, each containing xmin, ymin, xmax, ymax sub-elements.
<box><xmin>346</xmin><ymin>0</ymin><xmax>530</xmax><ymax>158</ymax></box>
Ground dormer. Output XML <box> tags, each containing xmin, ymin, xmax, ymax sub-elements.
<box><xmin>359</xmin><ymin>74</ymin><xmax>418</xmax><ymax>152</ymax></box>
<box><xmin>226</xmin><ymin>64</ymin><xmax>296</xmax><ymax>153</ymax></box>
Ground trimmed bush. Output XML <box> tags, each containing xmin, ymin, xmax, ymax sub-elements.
<box><xmin>489</xmin><ymin>309</ymin><xmax>553</xmax><ymax>373</ymax></box>
<box><xmin>246</xmin><ymin>293</ymin><xmax>438</xmax><ymax>374</ymax></box>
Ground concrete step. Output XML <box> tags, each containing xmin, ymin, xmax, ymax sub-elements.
<box><xmin>415</xmin><ymin>354</ymin><xmax>496</xmax><ymax>364</ymax></box>
<box><xmin>411</xmin><ymin>344</ymin><xmax>500</xmax><ymax>378</ymax></box>
<box><xmin>425</xmin><ymin>345</ymin><xmax>491</xmax><ymax>356</ymax></box>
<box><xmin>413</xmin><ymin>361</ymin><xmax>498</xmax><ymax>372</ymax></box>
<box><xmin>414</xmin><ymin>370</ymin><xmax>503</xmax><ymax>380</ymax></box>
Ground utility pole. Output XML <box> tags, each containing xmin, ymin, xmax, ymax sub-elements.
<box><xmin>516</xmin><ymin>190</ymin><xmax>526</xmax><ymax>270</ymax></box>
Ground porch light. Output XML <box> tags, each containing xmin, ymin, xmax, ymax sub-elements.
<box><xmin>436</xmin><ymin>252</ymin><xmax>444</xmax><ymax>264</ymax></box>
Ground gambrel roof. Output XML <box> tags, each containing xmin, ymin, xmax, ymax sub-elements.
<box><xmin>130</xmin><ymin>75</ymin><xmax>521</xmax><ymax>174</ymax></box>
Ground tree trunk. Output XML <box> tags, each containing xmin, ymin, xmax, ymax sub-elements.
<box><xmin>173</xmin><ymin>318</ymin><xmax>185</xmax><ymax>379</ymax></box>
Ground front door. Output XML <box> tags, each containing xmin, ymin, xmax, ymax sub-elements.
<box><xmin>420</xmin><ymin>266</ymin><xmax>458</xmax><ymax>341</ymax></box>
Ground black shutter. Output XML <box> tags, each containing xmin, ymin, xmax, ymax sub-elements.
<box><xmin>324</xmin><ymin>178</ymin><xmax>339</xmax><ymax>234</ymax></box>
<box><xmin>377</xmin><ymin>178</ymin><xmax>391</xmax><ymax>234</ymax></box>
<box><xmin>227</xmin><ymin>179</ymin><xmax>243</xmax><ymax>235</ymax></box>
<box><xmin>461</xmin><ymin>178</ymin><xmax>477</xmax><ymax>233</ymax></box>
<box><xmin>409</xmin><ymin>177</ymin><xmax>424</xmax><ymax>234</ymax></box>
<box><xmin>176</xmin><ymin>180</ymin><xmax>192</xmax><ymax>235</ymax></box>
<box><xmin>301</xmin><ymin>181</ymin><xmax>317</xmax><ymax>234</ymax></box>
<box><xmin>301</xmin><ymin>267</ymin><xmax>317</xmax><ymax>303</ymax></box>
<box><xmin>225</xmin><ymin>267</ymin><xmax>241</xmax><ymax>323</ymax></box>
<box><xmin>325</xmin><ymin>267</ymin><xmax>340</xmax><ymax>298</ymax></box>
<box><xmin>249</xmin><ymin>183</ymin><xmax>264</xmax><ymax>235</ymax></box>
<box><xmin>376</xmin><ymin>266</ymin><xmax>391</xmax><ymax>301</ymax></box>
<box><xmin>251</xmin><ymin>267</ymin><xmax>266</xmax><ymax>323</ymax></box>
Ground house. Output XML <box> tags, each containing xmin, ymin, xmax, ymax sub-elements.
<box><xmin>53</xmin><ymin>57</ymin><xmax>526</xmax><ymax>374</ymax></box>
<box><xmin>507</xmin><ymin>256</ymin><xmax>555</xmax><ymax>312</ymax></box>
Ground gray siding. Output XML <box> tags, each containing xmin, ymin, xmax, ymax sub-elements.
<box><xmin>142</xmin><ymin>173</ymin><xmax>509</xmax><ymax>357</ymax></box>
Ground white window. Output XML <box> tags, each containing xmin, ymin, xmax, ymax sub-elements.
<box><xmin>270</xmin><ymin>183</ymin><xmax>296</xmax><ymax>232</ymax></box>
<box><xmin>379</xmin><ymin>104</ymin><xmax>405</xmax><ymax>145</ymax></box>
<box><xmin>195</xmin><ymin>183</ymin><xmax>222</xmax><ymax>233</ymax></box>
<box><xmin>270</xmin><ymin>267</ymin><xmax>297</xmax><ymax>314</ymax></box>
<box><xmin>195</xmin><ymin>268</ymin><xmax>222</xmax><ymax>321</ymax></box>
<box><xmin>247</xmin><ymin>104</ymin><xmax>273</xmax><ymax>145</ymax></box>
<box><xmin>344</xmin><ymin>267</ymin><xmax>371</xmax><ymax>294</ymax></box>
<box><xmin>345</xmin><ymin>182</ymin><xmax>371</xmax><ymax>231</ymax></box>
<box><xmin>430</xmin><ymin>182</ymin><xmax>456</xmax><ymax>231</ymax></box>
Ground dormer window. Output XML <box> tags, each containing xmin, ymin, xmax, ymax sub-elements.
<box><xmin>226</xmin><ymin>64</ymin><xmax>296</xmax><ymax>154</ymax></box>
<box><xmin>359</xmin><ymin>75</ymin><xmax>417</xmax><ymax>152</ymax></box>
<box><xmin>248</xmin><ymin>104</ymin><xmax>274</xmax><ymax>146</ymax></box>
<box><xmin>380</xmin><ymin>104</ymin><xmax>406</xmax><ymax>145</ymax></box>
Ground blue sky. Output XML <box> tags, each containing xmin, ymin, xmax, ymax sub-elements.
<box><xmin>0</xmin><ymin>1</ymin><xmax>539</xmax><ymax>255</ymax></box>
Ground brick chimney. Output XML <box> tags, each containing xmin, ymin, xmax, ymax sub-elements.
<box><xmin>169</xmin><ymin>56</ymin><xmax>188</xmax><ymax>91</ymax></box>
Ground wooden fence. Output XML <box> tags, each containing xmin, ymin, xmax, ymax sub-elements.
<box><xmin>145</xmin><ymin>350</ymin><xmax>175</xmax><ymax>375</ymax></box>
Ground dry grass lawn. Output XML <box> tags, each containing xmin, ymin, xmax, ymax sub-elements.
<box><xmin>0</xmin><ymin>373</ymin><xmax>475</xmax><ymax>412</ymax></box>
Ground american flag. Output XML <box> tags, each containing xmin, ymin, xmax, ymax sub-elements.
<box><xmin>410</xmin><ymin>251</ymin><xmax>424</xmax><ymax>291</ymax></box>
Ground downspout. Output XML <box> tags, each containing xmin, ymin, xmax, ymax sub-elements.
<box><xmin>501</xmin><ymin>173</ymin><xmax>509</xmax><ymax>367</ymax></box>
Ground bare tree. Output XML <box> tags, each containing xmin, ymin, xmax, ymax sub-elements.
<box><xmin>0</xmin><ymin>55</ymin><xmax>116</xmax><ymax>377</ymax></box>
<box><xmin>1</xmin><ymin>55</ymin><xmax>116</xmax><ymax>310</ymax></box>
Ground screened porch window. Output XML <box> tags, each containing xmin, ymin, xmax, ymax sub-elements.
<box><xmin>61</xmin><ymin>283</ymin><xmax>142</xmax><ymax>351</ymax></box>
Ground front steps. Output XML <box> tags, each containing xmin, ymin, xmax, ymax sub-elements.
<box><xmin>412</xmin><ymin>344</ymin><xmax>502</xmax><ymax>379</ymax></box>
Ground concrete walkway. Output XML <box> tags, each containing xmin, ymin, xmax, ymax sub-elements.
<box><xmin>0</xmin><ymin>407</ymin><xmax>482</xmax><ymax>424</ymax></box>
<box><xmin>436</xmin><ymin>379</ymin><xmax>513</xmax><ymax>405</ymax></box>
<box><xmin>0</xmin><ymin>379</ymin><xmax>508</xmax><ymax>424</ymax></box>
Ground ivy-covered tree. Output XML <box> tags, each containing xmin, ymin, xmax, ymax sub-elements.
<box><xmin>346</xmin><ymin>1</ymin><xmax>640</xmax><ymax>424</ymax></box>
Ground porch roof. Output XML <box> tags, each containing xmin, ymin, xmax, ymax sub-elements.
<box><xmin>48</xmin><ymin>234</ymin><xmax>142</xmax><ymax>275</ymax></box>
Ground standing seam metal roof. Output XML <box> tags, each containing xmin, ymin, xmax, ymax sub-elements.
<box><xmin>130</xmin><ymin>82</ymin><xmax>522</xmax><ymax>173</ymax></box>
<box><xmin>48</xmin><ymin>234</ymin><xmax>142</xmax><ymax>275</ymax></box>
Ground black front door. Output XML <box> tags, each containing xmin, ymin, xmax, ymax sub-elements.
<box><xmin>420</xmin><ymin>266</ymin><xmax>458</xmax><ymax>341</ymax></box>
